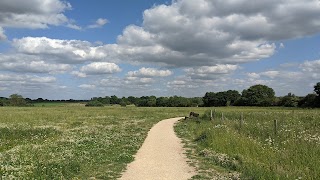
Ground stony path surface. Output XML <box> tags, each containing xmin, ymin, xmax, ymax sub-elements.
<box><xmin>119</xmin><ymin>117</ymin><xmax>196</xmax><ymax>180</ymax></box>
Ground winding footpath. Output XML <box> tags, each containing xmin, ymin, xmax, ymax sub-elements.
<box><xmin>120</xmin><ymin>117</ymin><xmax>196</xmax><ymax>180</ymax></box>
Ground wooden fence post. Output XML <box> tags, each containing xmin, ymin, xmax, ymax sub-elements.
<box><xmin>240</xmin><ymin>112</ymin><xmax>243</xmax><ymax>131</ymax></box>
<box><xmin>221</xmin><ymin>112</ymin><xmax>224</xmax><ymax>121</ymax></box>
<box><xmin>274</xmin><ymin>119</ymin><xmax>278</xmax><ymax>135</ymax></box>
<box><xmin>210</xmin><ymin>110</ymin><xmax>213</xmax><ymax>121</ymax></box>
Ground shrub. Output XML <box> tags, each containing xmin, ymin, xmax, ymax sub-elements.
<box><xmin>85</xmin><ymin>100</ymin><xmax>104</xmax><ymax>107</ymax></box>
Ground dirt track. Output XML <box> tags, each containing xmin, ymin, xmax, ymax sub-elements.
<box><xmin>119</xmin><ymin>117</ymin><xmax>196</xmax><ymax>180</ymax></box>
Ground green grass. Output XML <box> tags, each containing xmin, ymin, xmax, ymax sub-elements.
<box><xmin>0</xmin><ymin>106</ymin><xmax>206</xmax><ymax>179</ymax></box>
<box><xmin>32</xmin><ymin>102</ymin><xmax>69</xmax><ymax>107</ymax></box>
<box><xmin>175</xmin><ymin>107</ymin><xmax>320</xmax><ymax>179</ymax></box>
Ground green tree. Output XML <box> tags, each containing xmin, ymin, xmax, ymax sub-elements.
<box><xmin>314</xmin><ymin>82</ymin><xmax>320</xmax><ymax>96</ymax></box>
<box><xmin>313</xmin><ymin>82</ymin><xmax>320</xmax><ymax>107</ymax></box>
<box><xmin>85</xmin><ymin>100</ymin><xmax>104</xmax><ymax>107</ymax></box>
<box><xmin>225</xmin><ymin>90</ymin><xmax>241</xmax><ymax>105</ymax></box>
<box><xmin>9</xmin><ymin>94</ymin><xmax>27</xmax><ymax>106</ymax></box>
<box><xmin>110</xmin><ymin>95</ymin><xmax>120</xmax><ymax>104</ymax></box>
<box><xmin>241</xmin><ymin>84</ymin><xmax>275</xmax><ymax>106</ymax></box>
<box><xmin>156</xmin><ymin>97</ymin><xmax>169</xmax><ymax>107</ymax></box>
<box><xmin>147</xmin><ymin>96</ymin><xmax>157</xmax><ymax>107</ymax></box>
<box><xmin>119</xmin><ymin>100</ymin><xmax>127</xmax><ymax>107</ymax></box>
<box><xmin>0</xmin><ymin>97</ymin><xmax>8</xmax><ymax>106</ymax></box>
<box><xmin>100</xmin><ymin>96</ymin><xmax>110</xmax><ymax>104</ymax></box>
<box><xmin>190</xmin><ymin>97</ymin><xmax>203</xmax><ymax>107</ymax></box>
<box><xmin>203</xmin><ymin>92</ymin><xmax>215</xmax><ymax>106</ymax></box>
<box><xmin>279</xmin><ymin>93</ymin><xmax>299</xmax><ymax>107</ymax></box>
<box><xmin>298</xmin><ymin>94</ymin><xmax>317</xmax><ymax>108</ymax></box>
<box><xmin>127</xmin><ymin>96</ymin><xmax>137</xmax><ymax>105</ymax></box>
<box><xmin>203</xmin><ymin>90</ymin><xmax>240</xmax><ymax>107</ymax></box>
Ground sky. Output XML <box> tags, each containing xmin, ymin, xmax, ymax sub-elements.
<box><xmin>0</xmin><ymin>0</ymin><xmax>320</xmax><ymax>100</ymax></box>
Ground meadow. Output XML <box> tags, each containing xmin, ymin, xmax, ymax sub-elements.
<box><xmin>175</xmin><ymin>107</ymin><xmax>320</xmax><ymax>179</ymax></box>
<box><xmin>1</xmin><ymin>106</ymin><xmax>319</xmax><ymax>179</ymax></box>
<box><xmin>0</xmin><ymin>106</ymin><xmax>205</xmax><ymax>179</ymax></box>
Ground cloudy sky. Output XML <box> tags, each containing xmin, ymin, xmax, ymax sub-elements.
<box><xmin>0</xmin><ymin>0</ymin><xmax>320</xmax><ymax>99</ymax></box>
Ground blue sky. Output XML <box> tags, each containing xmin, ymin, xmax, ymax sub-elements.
<box><xmin>0</xmin><ymin>0</ymin><xmax>320</xmax><ymax>99</ymax></box>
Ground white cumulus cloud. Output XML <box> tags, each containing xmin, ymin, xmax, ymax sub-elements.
<box><xmin>301</xmin><ymin>59</ymin><xmax>320</xmax><ymax>72</ymax></box>
<box><xmin>0</xmin><ymin>27</ymin><xmax>6</xmax><ymax>40</ymax></box>
<box><xmin>185</xmin><ymin>64</ymin><xmax>239</xmax><ymax>80</ymax></box>
<box><xmin>0</xmin><ymin>0</ymin><xmax>73</xmax><ymax>29</ymax></box>
<box><xmin>12</xmin><ymin>37</ymin><xmax>109</xmax><ymax>63</ymax></box>
<box><xmin>87</xmin><ymin>18</ymin><xmax>109</xmax><ymax>29</ymax></box>
<box><xmin>80</xmin><ymin>62</ymin><xmax>121</xmax><ymax>75</ymax></box>
<box><xmin>79</xmin><ymin>84</ymin><xmax>96</xmax><ymax>90</ymax></box>
<box><xmin>0</xmin><ymin>54</ymin><xmax>72</xmax><ymax>73</ymax></box>
<box><xmin>127</xmin><ymin>67</ymin><xmax>172</xmax><ymax>77</ymax></box>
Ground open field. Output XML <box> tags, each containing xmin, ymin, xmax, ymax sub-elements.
<box><xmin>32</xmin><ymin>102</ymin><xmax>86</xmax><ymax>107</ymax></box>
<box><xmin>1</xmin><ymin>106</ymin><xmax>319</xmax><ymax>179</ymax></box>
<box><xmin>0</xmin><ymin>106</ymin><xmax>205</xmax><ymax>179</ymax></box>
<box><xmin>175</xmin><ymin>107</ymin><xmax>320</xmax><ymax>179</ymax></box>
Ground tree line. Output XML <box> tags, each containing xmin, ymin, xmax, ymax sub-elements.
<box><xmin>86</xmin><ymin>95</ymin><xmax>203</xmax><ymax>107</ymax></box>
<box><xmin>203</xmin><ymin>83</ymin><xmax>320</xmax><ymax>108</ymax></box>
<box><xmin>1</xmin><ymin>82</ymin><xmax>319</xmax><ymax>108</ymax></box>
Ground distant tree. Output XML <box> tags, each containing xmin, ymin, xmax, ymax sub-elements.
<box><xmin>314</xmin><ymin>82</ymin><xmax>320</xmax><ymax>107</ymax></box>
<box><xmin>147</xmin><ymin>96</ymin><xmax>157</xmax><ymax>107</ymax></box>
<box><xmin>279</xmin><ymin>93</ymin><xmax>299</xmax><ymax>107</ymax></box>
<box><xmin>240</xmin><ymin>84</ymin><xmax>275</xmax><ymax>106</ymax></box>
<box><xmin>203</xmin><ymin>92</ymin><xmax>215</xmax><ymax>107</ymax></box>
<box><xmin>156</xmin><ymin>97</ymin><xmax>169</xmax><ymax>107</ymax></box>
<box><xmin>9</xmin><ymin>94</ymin><xmax>27</xmax><ymax>106</ymax></box>
<box><xmin>119</xmin><ymin>100</ymin><xmax>127</xmax><ymax>107</ymax></box>
<box><xmin>167</xmin><ymin>96</ymin><xmax>191</xmax><ymax>107</ymax></box>
<box><xmin>314</xmin><ymin>82</ymin><xmax>320</xmax><ymax>96</ymax></box>
<box><xmin>110</xmin><ymin>95</ymin><xmax>120</xmax><ymax>104</ymax></box>
<box><xmin>0</xmin><ymin>97</ymin><xmax>8</xmax><ymax>106</ymax></box>
<box><xmin>127</xmin><ymin>96</ymin><xmax>137</xmax><ymax>105</ymax></box>
<box><xmin>225</xmin><ymin>90</ymin><xmax>241</xmax><ymax>105</ymax></box>
<box><xmin>36</xmin><ymin>98</ymin><xmax>44</xmax><ymax>103</ymax></box>
<box><xmin>203</xmin><ymin>90</ymin><xmax>240</xmax><ymax>107</ymax></box>
<box><xmin>298</xmin><ymin>94</ymin><xmax>317</xmax><ymax>108</ymax></box>
<box><xmin>190</xmin><ymin>97</ymin><xmax>203</xmax><ymax>107</ymax></box>
<box><xmin>103</xmin><ymin>96</ymin><xmax>111</xmax><ymax>104</ymax></box>
<box><xmin>85</xmin><ymin>100</ymin><xmax>104</xmax><ymax>107</ymax></box>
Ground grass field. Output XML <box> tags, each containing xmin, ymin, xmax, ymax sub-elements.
<box><xmin>0</xmin><ymin>106</ymin><xmax>205</xmax><ymax>179</ymax></box>
<box><xmin>175</xmin><ymin>107</ymin><xmax>320</xmax><ymax>179</ymax></box>
<box><xmin>32</xmin><ymin>102</ymin><xmax>86</xmax><ymax>107</ymax></box>
<box><xmin>1</xmin><ymin>106</ymin><xmax>319</xmax><ymax>179</ymax></box>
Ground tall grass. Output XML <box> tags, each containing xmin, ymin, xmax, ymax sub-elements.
<box><xmin>175</xmin><ymin>107</ymin><xmax>320</xmax><ymax>179</ymax></box>
<box><xmin>0</xmin><ymin>106</ymin><xmax>205</xmax><ymax>179</ymax></box>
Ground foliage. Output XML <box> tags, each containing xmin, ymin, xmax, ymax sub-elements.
<box><xmin>298</xmin><ymin>94</ymin><xmax>317</xmax><ymax>108</ymax></box>
<box><xmin>9</xmin><ymin>94</ymin><xmax>27</xmax><ymax>106</ymax></box>
<box><xmin>85</xmin><ymin>100</ymin><xmax>104</xmax><ymax>107</ymax></box>
<box><xmin>203</xmin><ymin>90</ymin><xmax>240</xmax><ymax>107</ymax></box>
<box><xmin>314</xmin><ymin>82</ymin><xmax>320</xmax><ymax>96</ymax></box>
<box><xmin>136</xmin><ymin>96</ymin><xmax>157</xmax><ymax>107</ymax></box>
<box><xmin>2</xmin><ymin>82</ymin><xmax>320</xmax><ymax>108</ymax></box>
<box><xmin>119</xmin><ymin>100</ymin><xmax>127</xmax><ymax>107</ymax></box>
<box><xmin>314</xmin><ymin>82</ymin><xmax>320</xmax><ymax>107</ymax></box>
<box><xmin>0</xmin><ymin>97</ymin><xmax>9</xmax><ymax>106</ymax></box>
<box><xmin>236</xmin><ymin>84</ymin><xmax>275</xmax><ymax>106</ymax></box>
<box><xmin>175</xmin><ymin>107</ymin><xmax>320</xmax><ymax>179</ymax></box>
<box><xmin>278</xmin><ymin>93</ymin><xmax>300</xmax><ymax>107</ymax></box>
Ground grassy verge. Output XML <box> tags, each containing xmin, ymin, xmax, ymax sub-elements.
<box><xmin>0</xmin><ymin>106</ymin><xmax>206</xmax><ymax>179</ymax></box>
<box><xmin>175</xmin><ymin>107</ymin><xmax>320</xmax><ymax>179</ymax></box>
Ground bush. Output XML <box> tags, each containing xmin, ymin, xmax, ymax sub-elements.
<box><xmin>119</xmin><ymin>100</ymin><xmax>127</xmax><ymax>107</ymax></box>
<box><xmin>85</xmin><ymin>100</ymin><xmax>104</xmax><ymax>107</ymax></box>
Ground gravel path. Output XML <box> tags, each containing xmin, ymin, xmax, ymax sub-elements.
<box><xmin>119</xmin><ymin>117</ymin><xmax>196</xmax><ymax>180</ymax></box>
